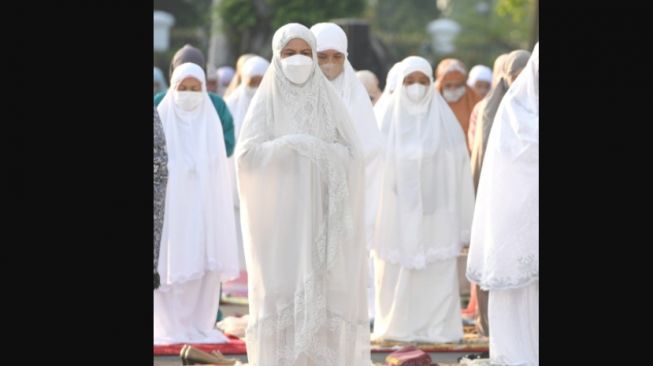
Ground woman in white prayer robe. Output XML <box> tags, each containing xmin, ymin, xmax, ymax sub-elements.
<box><xmin>466</xmin><ymin>43</ymin><xmax>539</xmax><ymax>366</ymax></box>
<box><xmin>154</xmin><ymin>63</ymin><xmax>240</xmax><ymax>345</ymax></box>
<box><xmin>310</xmin><ymin>22</ymin><xmax>385</xmax><ymax>323</ymax></box>
<box><xmin>371</xmin><ymin>56</ymin><xmax>475</xmax><ymax>344</ymax></box>
<box><xmin>225</xmin><ymin>55</ymin><xmax>270</xmax><ymax>140</ymax></box>
<box><xmin>235</xmin><ymin>23</ymin><xmax>371</xmax><ymax>366</ymax></box>
<box><xmin>374</xmin><ymin>62</ymin><xmax>401</xmax><ymax>132</ymax></box>
<box><xmin>222</xmin><ymin>55</ymin><xmax>270</xmax><ymax>299</ymax></box>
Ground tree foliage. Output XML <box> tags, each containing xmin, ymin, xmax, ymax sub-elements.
<box><xmin>153</xmin><ymin>0</ymin><xmax>213</xmax><ymax>75</ymax></box>
<box><xmin>445</xmin><ymin>0</ymin><xmax>536</xmax><ymax>70</ymax></box>
<box><xmin>365</xmin><ymin>0</ymin><xmax>441</xmax><ymax>63</ymax></box>
<box><xmin>216</xmin><ymin>0</ymin><xmax>366</xmax><ymax>60</ymax></box>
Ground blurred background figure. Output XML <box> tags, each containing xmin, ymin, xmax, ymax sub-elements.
<box><xmin>206</xmin><ymin>64</ymin><xmax>218</xmax><ymax>93</ymax></box>
<box><xmin>467</xmin><ymin>54</ymin><xmax>509</xmax><ymax>151</ymax></box>
<box><xmin>224</xmin><ymin>54</ymin><xmax>255</xmax><ymax>97</ymax></box>
<box><xmin>470</xmin><ymin>50</ymin><xmax>531</xmax><ymax>190</ymax></box>
<box><xmin>154</xmin><ymin>67</ymin><xmax>168</xmax><ymax>95</ymax></box>
<box><xmin>374</xmin><ymin>61</ymin><xmax>402</xmax><ymax>132</ymax></box>
<box><xmin>225</xmin><ymin>56</ymin><xmax>269</xmax><ymax>139</ymax></box>
<box><xmin>221</xmin><ymin>55</ymin><xmax>269</xmax><ymax>301</ymax></box>
<box><xmin>356</xmin><ymin>69</ymin><xmax>382</xmax><ymax>105</ymax></box>
<box><xmin>216</xmin><ymin>66</ymin><xmax>235</xmax><ymax>97</ymax></box>
<box><xmin>434</xmin><ymin>59</ymin><xmax>482</xmax><ymax>151</ymax></box>
<box><xmin>467</xmin><ymin>65</ymin><xmax>493</xmax><ymax>99</ymax></box>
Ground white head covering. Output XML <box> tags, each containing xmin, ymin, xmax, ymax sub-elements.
<box><xmin>373</xmin><ymin>62</ymin><xmax>402</xmax><ymax>127</ymax></box>
<box><xmin>384</xmin><ymin>62</ymin><xmax>402</xmax><ymax>93</ymax></box>
<box><xmin>216</xmin><ymin>66</ymin><xmax>235</xmax><ymax>96</ymax></box>
<box><xmin>206</xmin><ymin>63</ymin><xmax>218</xmax><ymax>81</ymax></box>
<box><xmin>235</xmin><ymin>23</ymin><xmax>370</xmax><ymax>365</ymax></box>
<box><xmin>466</xmin><ymin>43</ymin><xmax>539</xmax><ymax>291</ymax></box>
<box><xmin>217</xmin><ymin>66</ymin><xmax>235</xmax><ymax>83</ymax></box>
<box><xmin>310</xmin><ymin>22</ymin><xmax>348</xmax><ymax>55</ymax></box>
<box><xmin>441</xmin><ymin>60</ymin><xmax>467</xmax><ymax>76</ymax></box>
<box><xmin>467</xmin><ymin>64</ymin><xmax>492</xmax><ymax>87</ymax></box>
<box><xmin>311</xmin><ymin>22</ymin><xmax>385</xmax><ymax>249</ymax></box>
<box><xmin>242</xmin><ymin>55</ymin><xmax>270</xmax><ymax>79</ymax></box>
<box><xmin>225</xmin><ymin>55</ymin><xmax>270</xmax><ymax>139</ymax></box>
<box><xmin>224</xmin><ymin>55</ymin><xmax>270</xmax><ymax>208</ymax></box>
<box><xmin>373</xmin><ymin>56</ymin><xmax>475</xmax><ymax>269</ymax></box>
<box><xmin>237</xmin><ymin>23</ymin><xmax>361</xmax><ymax>146</ymax></box>
<box><xmin>156</xmin><ymin>63</ymin><xmax>240</xmax><ymax>288</ymax></box>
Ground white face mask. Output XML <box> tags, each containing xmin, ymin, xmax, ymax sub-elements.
<box><xmin>405</xmin><ymin>83</ymin><xmax>427</xmax><ymax>102</ymax></box>
<box><xmin>244</xmin><ymin>86</ymin><xmax>257</xmax><ymax>98</ymax></box>
<box><xmin>281</xmin><ymin>54</ymin><xmax>314</xmax><ymax>84</ymax></box>
<box><xmin>319</xmin><ymin>63</ymin><xmax>343</xmax><ymax>80</ymax></box>
<box><xmin>174</xmin><ymin>91</ymin><xmax>203</xmax><ymax>111</ymax></box>
<box><xmin>442</xmin><ymin>86</ymin><xmax>466</xmax><ymax>102</ymax></box>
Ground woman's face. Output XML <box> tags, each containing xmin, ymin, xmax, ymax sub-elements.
<box><xmin>403</xmin><ymin>71</ymin><xmax>430</xmax><ymax>86</ymax></box>
<box><xmin>317</xmin><ymin>49</ymin><xmax>345</xmax><ymax>80</ymax></box>
<box><xmin>280</xmin><ymin>38</ymin><xmax>312</xmax><ymax>59</ymax></box>
<box><xmin>176</xmin><ymin>77</ymin><xmax>202</xmax><ymax>92</ymax></box>
<box><xmin>472</xmin><ymin>80</ymin><xmax>491</xmax><ymax>98</ymax></box>
<box><xmin>206</xmin><ymin>78</ymin><xmax>218</xmax><ymax>93</ymax></box>
<box><xmin>441</xmin><ymin>71</ymin><xmax>466</xmax><ymax>91</ymax></box>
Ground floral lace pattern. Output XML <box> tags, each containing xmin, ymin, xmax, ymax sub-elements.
<box><xmin>375</xmin><ymin>244</ymin><xmax>463</xmax><ymax>269</ymax></box>
<box><xmin>243</xmin><ymin>132</ymin><xmax>359</xmax><ymax>363</ymax></box>
<box><xmin>467</xmin><ymin>254</ymin><xmax>538</xmax><ymax>291</ymax></box>
<box><xmin>239</xmin><ymin>80</ymin><xmax>366</xmax><ymax>365</ymax></box>
<box><xmin>153</xmin><ymin>107</ymin><xmax>168</xmax><ymax>288</ymax></box>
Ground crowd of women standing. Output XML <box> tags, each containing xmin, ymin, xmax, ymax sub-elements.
<box><xmin>153</xmin><ymin>21</ymin><xmax>539</xmax><ymax>366</ymax></box>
